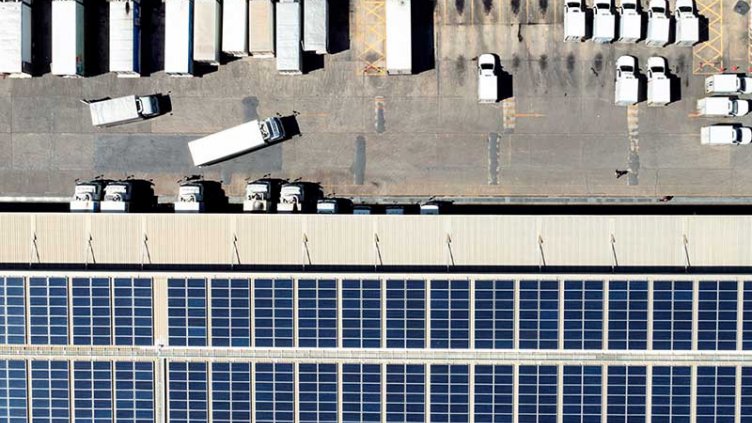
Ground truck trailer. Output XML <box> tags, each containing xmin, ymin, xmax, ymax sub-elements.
<box><xmin>164</xmin><ymin>0</ymin><xmax>194</xmax><ymax>76</ymax></box>
<box><xmin>249</xmin><ymin>0</ymin><xmax>275</xmax><ymax>57</ymax></box>
<box><xmin>222</xmin><ymin>0</ymin><xmax>248</xmax><ymax>56</ymax></box>
<box><xmin>705</xmin><ymin>74</ymin><xmax>752</xmax><ymax>95</ymax></box>
<box><xmin>87</xmin><ymin>95</ymin><xmax>160</xmax><ymax>127</ymax></box>
<box><xmin>386</xmin><ymin>0</ymin><xmax>412</xmax><ymax>74</ymax></box>
<box><xmin>51</xmin><ymin>0</ymin><xmax>85</xmax><ymax>77</ymax></box>
<box><xmin>276</xmin><ymin>0</ymin><xmax>302</xmax><ymax>74</ymax></box>
<box><xmin>109</xmin><ymin>0</ymin><xmax>141</xmax><ymax>77</ymax></box>
<box><xmin>701</xmin><ymin>125</ymin><xmax>752</xmax><ymax>145</ymax></box>
<box><xmin>303</xmin><ymin>0</ymin><xmax>328</xmax><ymax>54</ymax></box>
<box><xmin>188</xmin><ymin>117</ymin><xmax>286</xmax><ymax>166</ymax></box>
<box><xmin>0</xmin><ymin>0</ymin><xmax>32</xmax><ymax>78</ymax></box>
<box><xmin>697</xmin><ymin>97</ymin><xmax>750</xmax><ymax>117</ymax></box>
<box><xmin>193</xmin><ymin>0</ymin><xmax>221</xmax><ymax>65</ymax></box>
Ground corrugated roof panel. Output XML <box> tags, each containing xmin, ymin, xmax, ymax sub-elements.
<box><xmin>235</xmin><ymin>215</ymin><xmax>302</xmax><ymax>265</ymax></box>
<box><xmin>0</xmin><ymin>214</ymin><xmax>32</xmax><ymax>263</ymax></box>
<box><xmin>447</xmin><ymin>216</ymin><xmax>539</xmax><ymax>266</ymax></box>
<box><xmin>303</xmin><ymin>215</ymin><xmax>372</xmax><ymax>265</ymax></box>
<box><xmin>612</xmin><ymin>216</ymin><xmax>686</xmax><ymax>266</ymax></box>
<box><xmin>144</xmin><ymin>215</ymin><xmax>232</xmax><ymax>264</ymax></box>
<box><xmin>686</xmin><ymin>216</ymin><xmax>751</xmax><ymax>267</ymax></box>
<box><xmin>540</xmin><ymin>216</ymin><xmax>612</xmax><ymax>266</ymax></box>
<box><xmin>35</xmin><ymin>214</ymin><xmax>87</xmax><ymax>263</ymax></box>
<box><xmin>89</xmin><ymin>214</ymin><xmax>142</xmax><ymax>264</ymax></box>
<box><xmin>375</xmin><ymin>216</ymin><xmax>445</xmax><ymax>265</ymax></box>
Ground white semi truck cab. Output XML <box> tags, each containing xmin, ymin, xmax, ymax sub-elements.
<box><xmin>705</xmin><ymin>74</ymin><xmax>752</xmax><ymax>95</ymax></box>
<box><xmin>70</xmin><ymin>179</ymin><xmax>111</xmax><ymax>212</ymax></box>
<box><xmin>697</xmin><ymin>97</ymin><xmax>750</xmax><ymax>117</ymax></box>
<box><xmin>87</xmin><ymin>95</ymin><xmax>160</xmax><ymax>127</ymax></box>
<box><xmin>100</xmin><ymin>180</ymin><xmax>155</xmax><ymax>213</ymax></box>
<box><xmin>277</xmin><ymin>183</ymin><xmax>322</xmax><ymax>213</ymax></box>
<box><xmin>646</xmin><ymin>56</ymin><xmax>671</xmax><ymax>107</ymax></box>
<box><xmin>617</xmin><ymin>0</ymin><xmax>641</xmax><ymax>43</ymax></box>
<box><xmin>615</xmin><ymin>55</ymin><xmax>639</xmax><ymax>106</ymax></box>
<box><xmin>317</xmin><ymin>198</ymin><xmax>353</xmax><ymax>214</ymax></box>
<box><xmin>244</xmin><ymin>178</ymin><xmax>284</xmax><ymax>212</ymax></box>
<box><xmin>592</xmin><ymin>0</ymin><xmax>615</xmax><ymax>43</ymax></box>
<box><xmin>646</xmin><ymin>0</ymin><xmax>669</xmax><ymax>47</ymax></box>
<box><xmin>564</xmin><ymin>0</ymin><xmax>586</xmax><ymax>41</ymax></box>
<box><xmin>674</xmin><ymin>0</ymin><xmax>699</xmax><ymax>46</ymax></box>
<box><xmin>174</xmin><ymin>179</ymin><xmax>227</xmax><ymax>213</ymax></box>
<box><xmin>477</xmin><ymin>54</ymin><xmax>498</xmax><ymax>104</ymax></box>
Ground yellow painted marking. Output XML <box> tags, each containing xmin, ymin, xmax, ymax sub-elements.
<box><xmin>502</xmin><ymin>98</ymin><xmax>517</xmax><ymax>129</ymax></box>
<box><xmin>358</xmin><ymin>0</ymin><xmax>387</xmax><ymax>76</ymax></box>
<box><xmin>514</xmin><ymin>113</ymin><xmax>545</xmax><ymax>118</ymax></box>
<box><xmin>693</xmin><ymin>0</ymin><xmax>724</xmax><ymax>74</ymax></box>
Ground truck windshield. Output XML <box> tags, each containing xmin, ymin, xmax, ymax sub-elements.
<box><xmin>652</xmin><ymin>6</ymin><xmax>665</xmax><ymax>12</ymax></box>
<box><xmin>678</xmin><ymin>6</ymin><xmax>692</xmax><ymax>12</ymax></box>
<box><xmin>480</xmin><ymin>63</ymin><xmax>494</xmax><ymax>70</ymax></box>
<box><xmin>620</xmin><ymin>66</ymin><xmax>634</xmax><ymax>73</ymax></box>
<box><xmin>566</xmin><ymin>2</ymin><xmax>580</xmax><ymax>7</ymax></box>
<box><xmin>622</xmin><ymin>3</ymin><xmax>636</xmax><ymax>8</ymax></box>
<box><xmin>650</xmin><ymin>66</ymin><xmax>664</xmax><ymax>73</ymax></box>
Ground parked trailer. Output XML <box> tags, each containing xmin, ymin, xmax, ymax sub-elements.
<box><xmin>109</xmin><ymin>0</ymin><xmax>141</xmax><ymax>77</ymax></box>
<box><xmin>0</xmin><ymin>0</ymin><xmax>32</xmax><ymax>78</ymax></box>
<box><xmin>276</xmin><ymin>0</ymin><xmax>302</xmax><ymax>74</ymax></box>
<box><xmin>249</xmin><ymin>0</ymin><xmax>275</xmax><ymax>57</ymax></box>
<box><xmin>51</xmin><ymin>0</ymin><xmax>85</xmax><ymax>77</ymax></box>
<box><xmin>164</xmin><ymin>0</ymin><xmax>194</xmax><ymax>76</ymax></box>
<box><xmin>303</xmin><ymin>0</ymin><xmax>328</xmax><ymax>54</ymax></box>
<box><xmin>193</xmin><ymin>0</ymin><xmax>221</xmax><ymax>65</ymax></box>
<box><xmin>386</xmin><ymin>0</ymin><xmax>412</xmax><ymax>74</ymax></box>
<box><xmin>222</xmin><ymin>0</ymin><xmax>248</xmax><ymax>56</ymax></box>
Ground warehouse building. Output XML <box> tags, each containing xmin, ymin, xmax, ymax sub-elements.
<box><xmin>1</xmin><ymin>213</ymin><xmax>752</xmax><ymax>422</ymax></box>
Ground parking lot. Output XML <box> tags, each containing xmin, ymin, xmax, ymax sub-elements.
<box><xmin>1</xmin><ymin>0</ymin><xmax>752</xmax><ymax>200</ymax></box>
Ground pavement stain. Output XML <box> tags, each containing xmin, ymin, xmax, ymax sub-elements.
<box><xmin>539</xmin><ymin>0</ymin><xmax>549</xmax><ymax>14</ymax></box>
<box><xmin>539</xmin><ymin>54</ymin><xmax>548</xmax><ymax>71</ymax></box>
<box><xmin>566</xmin><ymin>53</ymin><xmax>576</xmax><ymax>73</ymax></box>
<box><xmin>455</xmin><ymin>0</ymin><xmax>465</xmax><ymax>14</ymax></box>
<box><xmin>511</xmin><ymin>0</ymin><xmax>521</xmax><ymax>14</ymax></box>
<box><xmin>482</xmin><ymin>0</ymin><xmax>494</xmax><ymax>14</ymax></box>
<box><xmin>456</xmin><ymin>56</ymin><xmax>467</xmax><ymax>86</ymax></box>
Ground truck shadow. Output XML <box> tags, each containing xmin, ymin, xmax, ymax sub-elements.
<box><xmin>412</xmin><ymin>0</ymin><xmax>436</xmax><ymax>74</ymax></box>
<box><xmin>499</xmin><ymin>67</ymin><xmax>514</xmax><ymax>101</ymax></box>
<box><xmin>667</xmin><ymin>69</ymin><xmax>682</xmax><ymax>103</ymax></box>
<box><xmin>329</xmin><ymin>0</ymin><xmax>351</xmax><ymax>54</ymax></box>
<box><xmin>155</xmin><ymin>93</ymin><xmax>173</xmax><ymax>115</ymax></box>
<box><xmin>84</xmin><ymin>0</ymin><xmax>109</xmax><ymax>77</ymax></box>
<box><xmin>279</xmin><ymin>114</ymin><xmax>302</xmax><ymax>139</ymax></box>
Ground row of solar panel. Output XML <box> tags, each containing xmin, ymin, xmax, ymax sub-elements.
<box><xmin>1</xmin><ymin>360</ymin><xmax>748</xmax><ymax>423</ymax></box>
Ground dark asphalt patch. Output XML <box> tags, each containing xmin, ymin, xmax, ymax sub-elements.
<box><xmin>353</xmin><ymin>136</ymin><xmax>366</xmax><ymax>185</ymax></box>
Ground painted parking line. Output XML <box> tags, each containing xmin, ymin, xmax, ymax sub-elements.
<box><xmin>502</xmin><ymin>98</ymin><xmax>516</xmax><ymax>129</ymax></box>
<box><xmin>693</xmin><ymin>0</ymin><xmax>724</xmax><ymax>74</ymax></box>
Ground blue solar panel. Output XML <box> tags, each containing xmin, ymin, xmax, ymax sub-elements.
<box><xmin>0</xmin><ymin>360</ymin><xmax>26</xmax><ymax>423</ymax></box>
<box><xmin>114</xmin><ymin>278</ymin><xmax>153</xmax><ymax>346</ymax></box>
<box><xmin>607</xmin><ymin>366</ymin><xmax>646</xmax><ymax>423</ymax></box>
<box><xmin>474</xmin><ymin>280</ymin><xmax>514</xmax><ymax>349</ymax></box>
<box><xmin>254</xmin><ymin>279</ymin><xmax>293</xmax><ymax>348</ymax></box>
<box><xmin>519</xmin><ymin>280</ymin><xmax>559</xmax><ymax>349</ymax></box>
<box><xmin>608</xmin><ymin>280</ymin><xmax>647</xmax><ymax>350</ymax></box>
<box><xmin>168</xmin><ymin>362</ymin><xmax>208</xmax><ymax>423</ymax></box>
<box><xmin>742</xmin><ymin>367</ymin><xmax>752</xmax><ymax>420</ymax></box>
<box><xmin>386</xmin><ymin>280</ymin><xmax>425</xmax><ymax>349</ymax></box>
<box><xmin>72</xmin><ymin>278</ymin><xmax>111</xmax><ymax>346</ymax></box>
<box><xmin>430</xmin><ymin>280</ymin><xmax>470</xmax><ymax>349</ymax></box>
<box><xmin>114</xmin><ymin>361</ymin><xmax>154</xmax><ymax>423</ymax></box>
<box><xmin>386</xmin><ymin>364</ymin><xmax>424</xmax><ymax>422</ymax></box>
<box><xmin>167</xmin><ymin>279</ymin><xmax>207</xmax><ymax>347</ymax></box>
<box><xmin>652</xmin><ymin>366</ymin><xmax>691</xmax><ymax>422</ymax></box>
<box><xmin>0</xmin><ymin>278</ymin><xmax>25</xmax><ymax>345</ymax></box>
<box><xmin>255</xmin><ymin>363</ymin><xmax>294</xmax><ymax>423</ymax></box>
<box><xmin>211</xmin><ymin>279</ymin><xmax>250</xmax><ymax>347</ymax></box>
<box><xmin>342</xmin><ymin>279</ymin><xmax>381</xmax><ymax>348</ymax></box>
<box><xmin>653</xmin><ymin>281</ymin><xmax>693</xmax><ymax>350</ymax></box>
<box><xmin>562</xmin><ymin>365</ymin><xmax>601</xmax><ymax>423</ymax></box>
<box><xmin>342</xmin><ymin>363</ymin><xmax>381</xmax><ymax>422</ymax></box>
<box><xmin>211</xmin><ymin>363</ymin><xmax>251</xmax><ymax>423</ymax></box>
<box><xmin>474</xmin><ymin>365</ymin><xmax>513</xmax><ymax>423</ymax></box>
<box><xmin>29</xmin><ymin>277</ymin><xmax>68</xmax><ymax>345</ymax></box>
<box><xmin>518</xmin><ymin>366</ymin><xmax>557</xmax><ymax>422</ymax></box>
<box><xmin>430</xmin><ymin>364</ymin><xmax>469</xmax><ymax>423</ymax></box>
<box><xmin>563</xmin><ymin>281</ymin><xmax>603</xmax><ymax>350</ymax></box>
<box><xmin>73</xmin><ymin>361</ymin><xmax>112</xmax><ymax>423</ymax></box>
<box><xmin>30</xmin><ymin>360</ymin><xmax>69</xmax><ymax>423</ymax></box>
<box><xmin>744</xmin><ymin>282</ymin><xmax>752</xmax><ymax>350</ymax></box>
<box><xmin>299</xmin><ymin>363</ymin><xmax>337</xmax><ymax>422</ymax></box>
<box><xmin>698</xmin><ymin>281</ymin><xmax>737</xmax><ymax>351</ymax></box>
<box><xmin>298</xmin><ymin>280</ymin><xmax>337</xmax><ymax>348</ymax></box>
<box><xmin>696</xmin><ymin>367</ymin><xmax>735</xmax><ymax>423</ymax></box>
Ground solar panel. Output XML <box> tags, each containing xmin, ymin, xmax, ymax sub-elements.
<box><xmin>299</xmin><ymin>363</ymin><xmax>337</xmax><ymax>422</ymax></box>
<box><xmin>254</xmin><ymin>279</ymin><xmax>293</xmax><ymax>347</ymax></box>
<box><xmin>562</xmin><ymin>365</ymin><xmax>601</xmax><ymax>423</ymax></box>
<box><xmin>342</xmin><ymin>279</ymin><xmax>381</xmax><ymax>348</ymax></box>
<box><xmin>114</xmin><ymin>278</ymin><xmax>153</xmax><ymax>346</ymax></box>
<box><xmin>563</xmin><ymin>280</ymin><xmax>603</xmax><ymax>350</ymax></box>
<box><xmin>168</xmin><ymin>362</ymin><xmax>208</xmax><ymax>423</ymax></box>
<box><xmin>386</xmin><ymin>364</ymin><xmax>424</xmax><ymax>422</ymax></box>
<box><xmin>742</xmin><ymin>367</ymin><xmax>752</xmax><ymax>419</ymax></box>
<box><xmin>342</xmin><ymin>363</ymin><xmax>381</xmax><ymax>422</ymax></box>
<box><xmin>606</xmin><ymin>366</ymin><xmax>646</xmax><ymax>422</ymax></box>
<box><xmin>474</xmin><ymin>365</ymin><xmax>513</xmax><ymax>423</ymax></box>
<box><xmin>167</xmin><ymin>279</ymin><xmax>207</xmax><ymax>347</ymax></box>
<box><xmin>29</xmin><ymin>277</ymin><xmax>68</xmax><ymax>345</ymax></box>
<box><xmin>696</xmin><ymin>367</ymin><xmax>735</xmax><ymax>423</ymax></box>
<box><xmin>0</xmin><ymin>277</ymin><xmax>25</xmax><ymax>345</ymax></box>
<box><xmin>474</xmin><ymin>280</ymin><xmax>514</xmax><ymax>349</ymax></box>
<box><xmin>114</xmin><ymin>361</ymin><xmax>154</xmax><ymax>423</ymax></box>
<box><xmin>298</xmin><ymin>280</ymin><xmax>337</xmax><ymax>348</ymax></box>
<box><xmin>211</xmin><ymin>362</ymin><xmax>251</xmax><ymax>423</ymax></box>
<box><xmin>519</xmin><ymin>281</ymin><xmax>559</xmax><ymax>349</ymax></box>
<box><xmin>698</xmin><ymin>281</ymin><xmax>737</xmax><ymax>351</ymax></box>
<box><xmin>211</xmin><ymin>279</ymin><xmax>250</xmax><ymax>347</ymax></box>
<box><xmin>608</xmin><ymin>280</ymin><xmax>647</xmax><ymax>350</ymax></box>
<box><xmin>430</xmin><ymin>280</ymin><xmax>469</xmax><ymax>349</ymax></box>
<box><xmin>0</xmin><ymin>360</ymin><xmax>26</xmax><ymax>423</ymax></box>
<box><xmin>386</xmin><ymin>280</ymin><xmax>425</xmax><ymax>349</ymax></box>
<box><xmin>653</xmin><ymin>281</ymin><xmax>693</xmax><ymax>350</ymax></box>
<box><xmin>72</xmin><ymin>278</ymin><xmax>111</xmax><ymax>346</ymax></box>
<box><xmin>430</xmin><ymin>364</ymin><xmax>469</xmax><ymax>423</ymax></box>
<box><xmin>518</xmin><ymin>366</ymin><xmax>557</xmax><ymax>422</ymax></box>
<box><xmin>652</xmin><ymin>366</ymin><xmax>691</xmax><ymax>421</ymax></box>
<box><xmin>30</xmin><ymin>360</ymin><xmax>69</xmax><ymax>423</ymax></box>
<box><xmin>73</xmin><ymin>361</ymin><xmax>112</xmax><ymax>423</ymax></box>
<box><xmin>255</xmin><ymin>363</ymin><xmax>294</xmax><ymax>423</ymax></box>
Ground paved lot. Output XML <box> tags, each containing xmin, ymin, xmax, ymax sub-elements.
<box><xmin>1</xmin><ymin>0</ymin><xmax>752</xmax><ymax>200</ymax></box>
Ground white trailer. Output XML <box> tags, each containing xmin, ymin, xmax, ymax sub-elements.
<box><xmin>188</xmin><ymin>117</ymin><xmax>286</xmax><ymax>166</ymax></box>
<box><xmin>51</xmin><ymin>0</ymin><xmax>85</xmax><ymax>77</ymax></box>
<box><xmin>674</xmin><ymin>0</ymin><xmax>699</xmax><ymax>46</ymax></box>
<box><xmin>222</xmin><ymin>0</ymin><xmax>248</xmax><ymax>56</ymax></box>
<box><xmin>193</xmin><ymin>0</ymin><xmax>221</xmax><ymax>65</ymax></box>
<box><xmin>164</xmin><ymin>0</ymin><xmax>194</xmax><ymax>76</ymax></box>
<box><xmin>109</xmin><ymin>0</ymin><xmax>141</xmax><ymax>77</ymax></box>
<box><xmin>705</xmin><ymin>74</ymin><xmax>752</xmax><ymax>95</ymax></box>
<box><xmin>615</xmin><ymin>55</ymin><xmax>639</xmax><ymax>106</ymax></box>
<box><xmin>249</xmin><ymin>0</ymin><xmax>275</xmax><ymax>57</ymax></box>
<box><xmin>276</xmin><ymin>0</ymin><xmax>302</xmax><ymax>74</ymax></box>
<box><xmin>701</xmin><ymin>125</ymin><xmax>752</xmax><ymax>145</ymax></box>
<box><xmin>303</xmin><ymin>0</ymin><xmax>328</xmax><ymax>54</ymax></box>
<box><xmin>592</xmin><ymin>1</ymin><xmax>615</xmax><ymax>43</ymax></box>
<box><xmin>646</xmin><ymin>57</ymin><xmax>670</xmax><ymax>106</ymax></box>
<box><xmin>0</xmin><ymin>0</ymin><xmax>32</xmax><ymax>78</ymax></box>
<box><xmin>563</xmin><ymin>1</ymin><xmax>586</xmax><ymax>41</ymax></box>
<box><xmin>617</xmin><ymin>0</ymin><xmax>641</xmax><ymax>43</ymax></box>
<box><xmin>646</xmin><ymin>0</ymin><xmax>669</xmax><ymax>47</ymax></box>
<box><xmin>697</xmin><ymin>97</ymin><xmax>750</xmax><ymax>117</ymax></box>
<box><xmin>386</xmin><ymin>0</ymin><xmax>412</xmax><ymax>74</ymax></box>
<box><xmin>87</xmin><ymin>95</ymin><xmax>160</xmax><ymax>127</ymax></box>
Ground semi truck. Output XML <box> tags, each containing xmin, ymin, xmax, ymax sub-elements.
<box><xmin>70</xmin><ymin>179</ymin><xmax>112</xmax><ymax>212</ymax></box>
<box><xmin>174</xmin><ymin>179</ymin><xmax>227</xmax><ymax>213</ymax></box>
<box><xmin>697</xmin><ymin>97</ymin><xmax>750</xmax><ymax>117</ymax></box>
<box><xmin>386</xmin><ymin>0</ymin><xmax>412</xmax><ymax>74</ymax></box>
<box><xmin>617</xmin><ymin>0</ymin><xmax>641</xmax><ymax>43</ymax></box>
<box><xmin>563</xmin><ymin>0</ymin><xmax>585</xmax><ymax>41</ymax></box>
<box><xmin>109</xmin><ymin>0</ymin><xmax>141</xmax><ymax>77</ymax></box>
<box><xmin>477</xmin><ymin>54</ymin><xmax>498</xmax><ymax>104</ymax></box>
<box><xmin>193</xmin><ymin>0</ymin><xmax>221</xmax><ymax>65</ymax></box>
<box><xmin>222</xmin><ymin>0</ymin><xmax>248</xmax><ymax>56</ymax></box>
<box><xmin>303</xmin><ymin>0</ymin><xmax>328</xmax><ymax>54</ymax></box>
<box><xmin>164</xmin><ymin>0</ymin><xmax>194</xmax><ymax>77</ymax></box>
<box><xmin>243</xmin><ymin>178</ymin><xmax>284</xmax><ymax>212</ymax></box>
<box><xmin>276</xmin><ymin>0</ymin><xmax>302</xmax><ymax>74</ymax></box>
<box><xmin>674</xmin><ymin>0</ymin><xmax>699</xmax><ymax>46</ymax></box>
<box><xmin>188</xmin><ymin>117</ymin><xmax>286</xmax><ymax>166</ymax></box>
<box><xmin>701</xmin><ymin>125</ymin><xmax>752</xmax><ymax>145</ymax></box>
<box><xmin>51</xmin><ymin>0</ymin><xmax>85</xmax><ymax>77</ymax></box>
<box><xmin>277</xmin><ymin>182</ymin><xmax>322</xmax><ymax>213</ymax></box>
<box><xmin>646</xmin><ymin>56</ymin><xmax>670</xmax><ymax>107</ymax></box>
<box><xmin>704</xmin><ymin>74</ymin><xmax>752</xmax><ymax>95</ymax></box>
<box><xmin>86</xmin><ymin>95</ymin><xmax>160</xmax><ymax>127</ymax></box>
<box><xmin>317</xmin><ymin>198</ymin><xmax>353</xmax><ymax>214</ymax></box>
<box><xmin>249</xmin><ymin>0</ymin><xmax>275</xmax><ymax>57</ymax></box>
<box><xmin>614</xmin><ymin>56</ymin><xmax>639</xmax><ymax>106</ymax></box>
<box><xmin>646</xmin><ymin>0</ymin><xmax>669</xmax><ymax>47</ymax></box>
<box><xmin>0</xmin><ymin>0</ymin><xmax>32</xmax><ymax>78</ymax></box>
<box><xmin>592</xmin><ymin>0</ymin><xmax>615</xmax><ymax>43</ymax></box>
<box><xmin>100</xmin><ymin>180</ymin><xmax>155</xmax><ymax>213</ymax></box>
